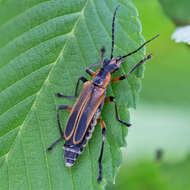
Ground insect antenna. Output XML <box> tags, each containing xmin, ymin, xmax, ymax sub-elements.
<box><xmin>110</xmin><ymin>5</ymin><xmax>120</xmax><ymax>59</ymax></box>
<box><xmin>118</xmin><ymin>34</ymin><xmax>160</xmax><ymax>61</ymax></box>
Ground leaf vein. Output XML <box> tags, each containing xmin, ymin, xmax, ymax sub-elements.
<box><xmin>0</xmin><ymin>32</ymin><xmax>69</xmax><ymax>70</ymax></box>
<box><xmin>36</xmin><ymin>112</ymin><xmax>53</xmax><ymax>190</ymax></box>
<box><xmin>6</xmin><ymin>156</ymin><xmax>10</xmax><ymax>190</ymax></box>
<box><xmin>0</xmin><ymin>0</ymin><xmax>51</xmax><ymax>28</ymax></box>
<box><xmin>2</xmin><ymin>0</ymin><xmax>91</xmax><ymax>188</ymax></box>
<box><xmin>20</xmin><ymin>135</ymin><xmax>32</xmax><ymax>190</ymax></box>
<box><xmin>0</xmin><ymin>62</ymin><xmax>53</xmax><ymax>96</ymax></box>
<box><xmin>0</xmin><ymin>94</ymin><xmax>36</xmax><ymax>119</ymax></box>
<box><xmin>1</xmin><ymin>11</ymin><xmax>80</xmax><ymax>50</ymax></box>
<box><xmin>0</xmin><ymin>129</ymin><xmax>19</xmax><ymax>155</ymax></box>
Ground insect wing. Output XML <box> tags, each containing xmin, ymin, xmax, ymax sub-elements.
<box><xmin>73</xmin><ymin>86</ymin><xmax>105</xmax><ymax>144</ymax></box>
<box><xmin>64</xmin><ymin>82</ymin><xmax>93</xmax><ymax>140</ymax></box>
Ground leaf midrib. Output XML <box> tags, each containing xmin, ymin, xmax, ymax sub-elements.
<box><xmin>4</xmin><ymin>1</ymin><xmax>89</xmax><ymax>190</ymax></box>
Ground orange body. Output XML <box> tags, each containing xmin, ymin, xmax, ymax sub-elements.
<box><xmin>64</xmin><ymin>79</ymin><xmax>108</xmax><ymax>144</ymax></box>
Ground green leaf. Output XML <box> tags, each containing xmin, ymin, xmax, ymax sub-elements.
<box><xmin>0</xmin><ymin>0</ymin><xmax>144</xmax><ymax>189</ymax></box>
<box><xmin>107</xmin><ymin>154</ymin><xmax>190</xmax><ymax>190</ymax></box>
<box><xmin>159</xmin><ymin>0</ymin><xmax>190</xmax><ymax>45</ymax></box>
<box><xmin>159</xmin><ymin>0</ymin><xmax>190</xmax><ymax>26</ymax></box>
<box><xmin>107</xmin><ymin>161</ymin><xmax>171</xmax><ymax>190</ymax></box>
<box><xmin>159</xmin><ymin>0</ymin><xmax>190</xmax><ymax>44</ymax></box>
<box><xmin>160</xmin><ymin>154</ymin><xmax>190</xmax><ymax>190</ymax></box>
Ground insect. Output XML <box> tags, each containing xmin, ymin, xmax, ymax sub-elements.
<box><xmin>46</xmin><ymin>5</ymin><xmax>159</xmax><ymax>182</ymax></box>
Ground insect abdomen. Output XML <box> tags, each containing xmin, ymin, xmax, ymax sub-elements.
<box><xmin>63</xmin><ymin>107</ymin><xmax>102</xmax><ymax>167</ymax></box>
<box><xmin>63</xmin><ymin>147</ymin><xmax>80</xmax><ymax>167</ymax></box>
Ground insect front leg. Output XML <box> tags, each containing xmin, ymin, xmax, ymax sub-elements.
<box><xmin>85</xmin><ymin>68</ymin><xmax>95</xmax><ymax>77</ymax></box>
<box><xmin>46</xmin><ymin>105</ymin><xmax>72</xmax><ymax>152</ymax></box>
<box><xmin>85</xmin><ymin>47</ymin><xmax>105</xmax><ymax>77</ymax></box>
<box><xmin>97</xmin><ymin>119</ymin><xmax>106</xmax><ymax>183</ymax></box>
<box><xmin>105</xmin><ymin>97</ymin><xmax>131</xmax><ymax>127</ymax></box>
<box><xmin>111</xmin><ymin>54</ymin><xmax>152</xmax><ymax>82</ymax></box>
<box><xmin>56</xmin><ymin>76</ymin><xmax>88</xmax><ymax>98</ymax></box>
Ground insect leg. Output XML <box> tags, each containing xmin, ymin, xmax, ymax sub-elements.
<box><xmin>85</xmin><ymin>68</ymin><xmax>95</xmax><ymax>77</ymax></box>
<box><xmin>97</xmin><ymin>119</ymin><xmax>106</xmax><ymax>183</ymax></box>
<box><xmin>46</xmin><ymin>137</ymin><xmax>63</xmax><ymax>152</ymax></box>
<box><xmin>56</xmin><ymin>105</ymin><xmax>72</xmax><ymax>137</ymax></box>
<box><xmin>85</xmin><ymin>47</ymin><xmax>105</xmax><ymax>76</ymax></box>
<box><xmin>105</xmin><ymin>97</ymin><xmax>131</xmax><ymax>127</ymax></box>
<box><xmin>56</xmin><ymin>76</ymin><xmax>88</xmax><ymax>98</ymax></box>
<box><xmin>112</xmin><ymin>54</ymin><xmax>152</xmax><ymax>82</ymax></box>
<box><xmin>46</xmin><ymin>105</ymin><xmax>72</xmax><ymax>152</ymax></box>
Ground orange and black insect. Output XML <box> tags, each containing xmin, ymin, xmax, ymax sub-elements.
<box><xmin>46</xmin><ymin>5</ymin><xmax>159</xmax><ymax>182</ymax></box>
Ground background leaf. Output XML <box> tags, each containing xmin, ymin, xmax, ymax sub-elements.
<box><xmin>159</xmin><ymin>0</ymin><xmax>190</xmax><ymax>26</ymax></box>
<box><xmin>0</xmin><ymin>0</ymin><xmax>145</xmax><ymax>189</ymax></box>
<box><xmin>107</xmin><ymin>154</ymin><xmax>190</xmax><ymax>190</ymax></box>
<box><xmin>159</xmin><ymin>0</ymin><xmax>190</xmax><ymax>45</ymax></box>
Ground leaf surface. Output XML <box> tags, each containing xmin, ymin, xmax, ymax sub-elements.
<box><xmin>0</xmin><ymin>0</ymin><xmax>144</xmax><ymax>189</ymax></box>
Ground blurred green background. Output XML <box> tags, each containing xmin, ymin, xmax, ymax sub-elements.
<box><xmin>107</xmin><ymin>0</ymin><xmax>190</xmax><ymax>189</ymax></box>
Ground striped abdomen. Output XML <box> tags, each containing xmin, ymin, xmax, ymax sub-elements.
<box><xmin>63</xmin><ymin>107</ymin><xmax>101</xmax><ymax>167</ymax></box>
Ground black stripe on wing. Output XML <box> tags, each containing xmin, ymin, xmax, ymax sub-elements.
<box><xmin>73</xmin><ymin>88</ymin><xmax>104</xmax><ymax>144</ymax></box>
<box><xmin>64</xmin><ymin>83</ymin><xmax>93</xmax><ymax>140</ymax></box>
<box><xmin>73</xmin><ymin>100</ymin><xmax>91</xmax><ymax>143</ymax></box>
<box><xmin>64</xmin><ymin>110</ymin><xmax>78</xmax><ymax>138</ymax></box>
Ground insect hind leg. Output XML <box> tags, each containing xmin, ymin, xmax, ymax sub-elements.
<box><xmin>56</xmin><ymin>105</ymin><xmax>72</xmax><ymax>137</ymax></box>
<box><xmin>105</xmin><ymin>96</ymin><xmax>131</xmax><ymax>127</ymax></box>
<box><xmin>97</xmin><ymin>119</ymin><xmax>106</xmax><ymax>182</ymax></box>
<box><xmin>46</xmin><ymin>137</ymin><xmax>63</xmax><ymax>152</ymax></box>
